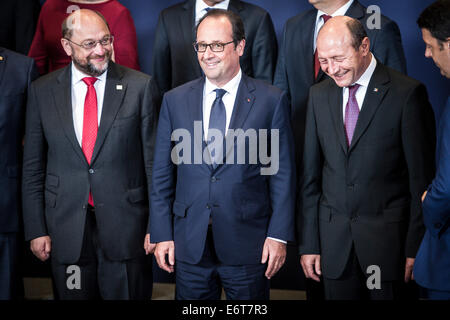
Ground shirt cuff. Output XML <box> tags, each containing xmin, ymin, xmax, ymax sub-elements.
<box><xmin>267</xmin><ymin>237</ymin><xmax>287</xmax><ymax>244</ymax></box>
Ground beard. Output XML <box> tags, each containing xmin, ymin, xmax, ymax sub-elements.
<box><xmin>72</xmin><ymin>49</ymin><xmax>111</xmax><ymax>77</ymax></box>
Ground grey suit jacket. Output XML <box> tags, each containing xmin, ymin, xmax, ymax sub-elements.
<box><xmin>22</xmin><ymin>62</ymin><xmax>159</xmax><ymax>264</ymax></box>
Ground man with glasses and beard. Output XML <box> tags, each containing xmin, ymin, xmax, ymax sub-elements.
<box><xmin>22</xmin><ymin>9</ymin><xmax>159</xmax><ymax>300</ymax></box>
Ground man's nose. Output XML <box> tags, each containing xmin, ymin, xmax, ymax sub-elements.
<box><xmin>92</xmin><ymin>41</ymin><xmax>105</xmax><ymax>56</ymax></box>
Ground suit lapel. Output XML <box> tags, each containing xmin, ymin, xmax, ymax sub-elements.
<box><xmin>228</xmin><ymin>0</ymin><xmax>244</xmax><ymax>13</ymax></box>
<box><xmin>349</xmin><ymin>63</ymin><xmax>390</xmax><ymax>152</ymax></box>
<box><xmin>345</xmin><ymin>0</ymin><xmax>365</xmax><ymax>20</ymax></box>
<box><xmin>90</xmin><ymin>63</ymin><xmax>126</xmax><ymax>164</ymax></box>
<box><xmin>187</xmin><ymin>78</ymin><xmax>211</xmax><ymax>170</ymax></box>
<box><xmin>182</xmin><ymin>0</ymin><xmax>202</xmax><ymax>76</ymax></box>
<box><xmin>328</xmin><ymin>81</ymin><xmax>348</xmax><ymax>155</ymax></box>
<box><xmin>222</xmin><ymin>75</ymin><xmax>256</xmax><ymax>163</ymax></box>
<box><xmin>52</xmin><ymin>65</ymin><xmax>87</xmax><ymax>164</ymax></box>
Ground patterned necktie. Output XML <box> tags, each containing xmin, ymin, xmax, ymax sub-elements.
<box><xmin>82</xmin><ymin>77</ymin><xmax>98</xmax><ymax>206</ymax></box>
<box><xmin>208</xmin><ymin>88</ymin><xmax>227</xmax><ymax>166</ymax></box>
<box><xmin>344</xmin><ymin>84</ymin><xmax>360</xmax><ymax>146</ymax></box>
<box><xmin>314</xmin><ymin>14</ymin><xmax>332</xmax><ymax>79</ymax></box>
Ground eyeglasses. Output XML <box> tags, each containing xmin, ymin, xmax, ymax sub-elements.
<box><xmin>193</xmin><ymin>41</ymin><xmax>234</xmax><ymax>52</ymax></box>
<box><xmin>64</xmin><ymin>35</ymin><xmax>114</xmax><ymax>50</ymax></box>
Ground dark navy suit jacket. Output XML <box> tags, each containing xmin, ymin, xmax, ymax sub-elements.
<box><xmin>0</xmin><ymin>47</ymin><xmax>38</xmax><ymax>233</ymax></box>
<box><xmin>414</xmin><ymin>96</ymin><xmax>450</xmax><ymax>291</ymax></box>
<box><xmin>150</xmin><ymin>74</ymin><xmax>296</xmax><ymax>265</ymax></box>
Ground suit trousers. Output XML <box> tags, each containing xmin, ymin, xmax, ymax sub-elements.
<box><xmin>0</xmin><ymin>232</ymin><xmax>22</xmax><ymax>300</ymax></box>
<box><xmin>175</xmin><ymin>226</ymin><xmax>270</xmax><ymax>300</ymax></box>
<box><xmin>51</xmin><ymin>206</ymin><xmax>153</xmax><ymax>300</ymax></box>
<box><xmin>322</xmin><ymin>246</ymin><xmax>410</xmax><ymax>300</ymax></box>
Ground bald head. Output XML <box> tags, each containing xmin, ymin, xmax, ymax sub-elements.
<box><xmin>62</xmin><ymin>9</ymin><xmax>110</xmax><ymax>40</ymax></box>
<box><xmin>316</xmin><ymin>16</ymin><xmax>371</xmax><ymax>87</ymax></box>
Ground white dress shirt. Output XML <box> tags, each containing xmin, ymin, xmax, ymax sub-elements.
<box><xmin>202</xmin><ymin>69</ymin><xmax>241</xmax><ymax>140</ymax></box>
<box><xmin>195</xmin><ymin>0</ymin><xmax>230</xmax><ymax>25</ymax></box>
<box><xmin>313</xmin><ymin>0</ymin><xmax>354</xmax><ymax>53</ymax></box>
<box><xmin>71</xmin><ymin>63</ymin><xmax>107</xmax><ymax>146</ymax></box>
<box><xmin>202</xmin><ymin>70</ymin><xmax>286</xmax><ymax>244</ymax></box>
<box><xmin>342</xmin><ymin>53</ymin><xmax>377</xmax><ymax>121</ymax></box>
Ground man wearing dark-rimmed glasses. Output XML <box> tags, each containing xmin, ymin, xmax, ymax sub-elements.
<box><xmin>22</xmin><ymin>9</ymin><xmax>158</xmax><ymax>300</ymax></box>
<box><xmin>151</xmin><ymin>9</ymin><xmax>295</xmax><ymax>300</ymax></box>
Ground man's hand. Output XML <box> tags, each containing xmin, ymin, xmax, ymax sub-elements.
<box><xmin>300</xmin><ymin>254</ymin><xmax>322</xmax><ymax>282</ymax></box>
<box><xmin>144</xmin><ymin>233</ymin><xmax>156</xmax><ymax>255</ymax></box>
<box><xmin>261</xmin><ymin>238</ymin><xmax>286</xmax><ymax>279</ymax></box>
<box><xmin>154</xmin><ymin>241</ymin><xmax>175</xmax><ymax>273</ymax></box>
<box><xmin>30</xmin><ymin>236</ymin><xmax>51</xmax><ymax>261</ymax></box>
<box><xmin>421</xmin><ymin>190</ymin><xmax>428</xmax><ymax>202</ymax></box>
<box><xmin>405</xmin><ymin>257</ymin><xmax>415</xmax><ymax>282</ymax></box>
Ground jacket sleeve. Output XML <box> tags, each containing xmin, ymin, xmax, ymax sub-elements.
<box><xmin>250</xmin><ymin>11</ymin><xmax>278</xmax><ymax>83</ymax></box>
<box><xmin>422</xmin><ymin>98</ymin><xmax>450</xmax><ymax>237</ymax></box>
<box><xmin>298</xmin><ymin>87</ymin><xmax>322</xmax><ymax>255</ymax></box>
<box><xmin>151</xmin><ymin>13</ymin><xmax>172</xmax><ymax>95</ymax></box>
<box><xmin>149</xmin><ymin>95</ymin><xmax>176</xmax><ymax>242</ymax></box>
<box><xmin>401</xmin><ymin>84</ymin><xmax>436</xmax><ymax>257</ymax></box>
<box><xmin>22</xmin><ymin>81</ymin><xmax>48</xmax><ymax>241</ymax></box>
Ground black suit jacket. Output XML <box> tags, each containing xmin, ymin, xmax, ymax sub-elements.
<box><xmin>0</xmin><ymin>47</ymin><xmax>38</xmax><ymax>233</ymax></box>
<box><xmin>300</xmin><ymin>62</ymin><xmax>435</xmax><ymax>281</ymax></box>
<box><xmin>22</xmin><ymin>62</ymin><xmax>159</xmax><ymax>264</ymax></box>
<box><xmin>151</xmin><ymin>0</ymin><xmax>277</xmax><ymax>94</ymax></box>
<box><xmin>274</xmin><ymin>0</ymin><xmax>407</xmax><ymax>168</ymax></box>
<box><xmin>0</xmin><ymin>0</ymin><xmax>40</xmax><ymax>55</ymax></box>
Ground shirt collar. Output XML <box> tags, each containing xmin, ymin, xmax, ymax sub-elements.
<box><xmin>204</xmin><ymin>69</ymin><xmax>242</xmax><ymax>97</ymax></box>
<box><xmin>71</xmin><ymin>62</ymin><xmax>108</xmax><ymax>85</ymax></box>
<box><xmin>353</xmin><ymin>53</ymin><xmax>377</xmax><ymax>88</ymax></box>
<box><xmin>316</xmin><ymin>0</ymin><xmax>354</xmax><ymax>21</ymax></box>
<box><xmin>196</xmin><ymin>0</ymin><xmax>230</xmax><ymax>19</ymax></box>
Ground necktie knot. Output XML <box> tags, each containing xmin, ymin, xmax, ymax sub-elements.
<box><xmin>82</xmin><ymin>77</ymin><xmax>98</xmax><ymax>87</ymax></box>
<box><xmin>214</xmin><ymin>88</ymin><xmax>227</xmax><ymax>100</ymax></box>
<box><xmin>321</xmin><ymin>14</ymin><xmax>332</xmax><ymax>23</ymax></box>
<box><xmin>348</xmin><ymin>84</ymin><xmax>360</xmax><ymax>97</ymax></box>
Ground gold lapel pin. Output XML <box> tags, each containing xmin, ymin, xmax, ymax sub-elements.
<box><xmin>116</xmin><ymin>84</ymin><xmax>123</xmax><ymax>90</ymax></box>
<box><xmin>0</xmin><ymin>56</ymin><xmax>4</xmax><ymax>61</ymax></box>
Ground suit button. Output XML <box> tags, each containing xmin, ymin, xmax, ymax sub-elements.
<box><xmin>211</xmin><ymin>176</ymin><xmax>217</xmax><ymax>182</ymax></box>
<box><xmin>347</xmin><ymin>184</ymin><xmax>354</xmax><ymax>190</ymax></box>
<box><xmin>206</xmin><ymin>204</ymin><xmax>211</xmax><ymax>210</ymax></box>
<box><xmin>435</xmin><ymin>223</ymin><xmax>442</xmax><ymax>229</ymax></box>
<box><xmin>89</xmin><ymin>169</ymin><xmax>95</xmax><ymax>174</ymax></box>
<box><xmin>351</xmin><ymin>215</ymin><xmax>359</xmax><ymax>222</ymax></box>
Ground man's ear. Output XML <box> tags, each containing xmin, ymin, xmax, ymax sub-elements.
<box><xmin>360</xmin><ymin>36</ymin><xmax>370</xmax><ymax>55</ymax></box>
<box><xmin>61</xmin><ymin>38</ymin><xmax>73</xmax><ymax>57</ymax></box>
<box><xmin>236</xmin><ymin>39</ymin><xmax>246</xmax><ymax>57</ymax></box>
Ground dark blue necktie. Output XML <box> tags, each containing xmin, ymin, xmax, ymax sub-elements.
<box><xmin>205</xmin><ymin>7</ymin><xmax>212</xmax><ymax>12</ymax></box>
<box><xmin>208</xmin><ymin>88</ymin><xmax>227</xmax><ymax>166</ymax></box>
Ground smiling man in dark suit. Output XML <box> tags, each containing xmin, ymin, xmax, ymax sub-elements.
<box><xmin>152</xmin><ymin>0</ymin><xmax>278</xmax><ymax>95</ymax></box>
<box><xmin>0</xmin><ymin>47</ymin><xmax>38</xmax><ymax>300</ymax></box>
<box><xmin>150</xmin><ymin>9</ymin><xmax>295</xmax><ymax>300</ymax></box>
<box><xmin>299</xmin><ymin>16</ymin><xmax>435</xmax><ymax>300</ymax></box>
<box><xmin>22</xmin><ymin>9</ymin><xmax>158</xmax><ymax>300</ymax></box>
<box><xmin>274</xmin><ymin>1</ymin><xmax>408</xmax><ymax>299</ymax></box>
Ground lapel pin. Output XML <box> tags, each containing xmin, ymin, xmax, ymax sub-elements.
<box><xmin>0</xmin><ymin>56</ymin><xmax>3</xmax><ymax>61</ymax></box>
<box><xmin>116</xmin><ymin>84</ymin><xmax>123</xmax><ymax>90</ymax></box>
<box><xmin>373</xmin><ymin>88</ymin><xmax>379</xmax><ymax>92</ymax></box>
<box><xmin>246</xmin><ymin>98</ymin><xmax>251</xmax><ymax>103</ymax></box>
